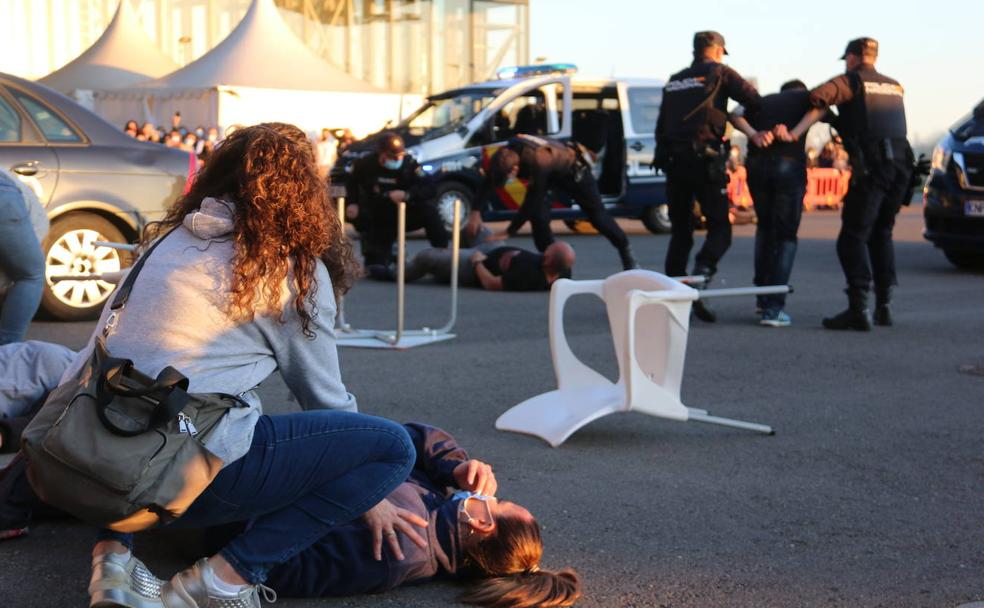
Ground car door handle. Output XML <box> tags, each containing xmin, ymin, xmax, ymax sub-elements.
<box><xmin>11</xmin><ymin>161</ymin><xmax>40</xmax><ymax>176</ymax></box>
<box><xmin>629</xmin><ymin>142</ymin><xmax>645</xmax><ymax>152</ymax></box>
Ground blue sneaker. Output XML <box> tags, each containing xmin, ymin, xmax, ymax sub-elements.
<box><xmin>760</xmin><ymin>309</ymin><xmax>791</xmax><ymax>327</ymax></box>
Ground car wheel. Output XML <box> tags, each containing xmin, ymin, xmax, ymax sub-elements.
<box><xmin>435</xmin><ymin>181</ymin><xmax>473</xmax><ymax>233</ymax></box>
<box><xmin>41</xmin><ymin>213</ymin><xmax>132</xmax><ymax>321</ymax></box>
<box><xmin>641</xmin><ymin>204</ymin><xmax>672</xmax><ymax>234</ymax></box>
<box><xmin>943</xmin><ymin>249</ymin><xmax>984</xmax><ymax>270</ymax></box>
<box><xmin>563</xmin><ymin>219</ymin><xmax>597</xmax><ymax>234</ymax></box>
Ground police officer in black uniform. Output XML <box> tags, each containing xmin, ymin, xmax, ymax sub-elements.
<box><xmin>475</xmin><ymin>133</ymin><xmax>637</xmax><ymax>270</ymax></box>
<box><xmin>346</xmin><ymin>132</ymin><xmax>448</xmax><ymax>277</ymax></box>
<box><xmin>654</xmin><ymin>31</ymin><xmax>761</xmax><ymax>322</ymax></box>
<box><xmin>730</xmin><ymin>79</ymin><xmax>821</xmax><ymax>327</ymax></box>
<box><xmin>782</xmin><ymin>38</ymin><xmax>913</xmax><ymax>330</ymax></box>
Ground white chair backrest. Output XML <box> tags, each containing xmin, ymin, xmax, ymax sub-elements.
<box><xmin>548</xmin><ymin>278</ymin><xmax>609</xmax><ymax>391</ymax></box>
<box><xmin>602</xmin><ymin>271</ymin><xmax>696</xmax><ymax>413</ymax></box>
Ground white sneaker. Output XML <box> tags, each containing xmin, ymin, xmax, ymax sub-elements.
<box><xmin>161</xmin><ymin>559</ymin><xmax>277</xmax><ymax>608</ymax></box>
<box><xmin>89</xmin><ymin>551</ymin><xmax>165</xmax><ymax>608</ymax></box>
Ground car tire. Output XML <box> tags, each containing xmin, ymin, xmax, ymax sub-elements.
<box><xmin>434</xmin><ymin>181</ymin><xmax>473</xmax><ymax>233</ymax></box>
<box><xmin>641</xmin><ymin>204</ymin><xmax>672</xmax><ymax>234</ymax></box>
<box><xmin>40</xmin><ymin>213</ymin><xmax>133</xmax><ymax>322</ymax></box>
<box><xmin>563</xmin><ymin>219</ymin><xmax>597</xmax><ymax>234</ymax></box>
<box><xmin>943</xmin><ymin>249</ymin><xmax>984</xmax><ymax>270</ymax></box>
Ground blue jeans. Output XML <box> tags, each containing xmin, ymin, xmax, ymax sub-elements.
<box><xmin>746</xmin><ymin>155</ymin><xmax>806</xmax><ymax>311</ymax></box>
<box><xmin>99</xmin><ymin>411</ymin><xmax>415</xmax><ymax>584</ymax></box>
<box><xmin>0</xmin><ymin>178</ymin><xmax>44</xmax><ymax>344</ymax></box>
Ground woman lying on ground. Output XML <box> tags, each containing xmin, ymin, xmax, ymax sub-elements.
<box><xmin>50</xmin><ymin>122</ymin><xmax>420</xmax><ymax>608</ymax></box>
<box><xmin>205</xmin><ymin>423</ymin><xmax>582</xmax><ymax>608</ymax></box>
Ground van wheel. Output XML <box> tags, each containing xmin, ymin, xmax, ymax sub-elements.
<box><xmin>563</xmin><ymin>219</ymin><xmax>597</xmax><ymax>234</ymax></box>
<box><xmin>641</xmin><ymin>204</ymin><xmax>672</xmax><ymax>234</ymax></box>
<box><xmin>435</xmin><ymin>181</ymin><xmax>473</xmax><ymax>233</ymax></box>
<box><xmin>943</xmin><ymin>249</ymin><xmax>984</xmax><ymax>270</ymax></box>
<box><xmin>40</xmin><ymin>213</ymin><xmax>133</xmax><ymax>321</ymax></box>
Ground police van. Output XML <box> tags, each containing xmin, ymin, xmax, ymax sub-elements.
<box><xmin>331</xmin><ymin>64</ymin><xmax>671</xmax><ymax>233</ymax></box>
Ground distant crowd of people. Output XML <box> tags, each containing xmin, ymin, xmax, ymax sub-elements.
<box><xmin>122</xmin><ymin>112</ymin><xmax>219</xmax><ymax>168</ymax></box>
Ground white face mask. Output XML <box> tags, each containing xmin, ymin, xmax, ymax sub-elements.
<box><xmin>383</xmin><ymin>157</ymin><xmax>404</xmax><ymax>170</ymax></box>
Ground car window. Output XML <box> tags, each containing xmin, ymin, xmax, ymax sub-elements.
<box><xmin>627</xmin><ymin>87</ymin><xmax>662</xmax><ymax>134</ymax></box>
<box><xmin>0</xmin><ymin>96</ymin><xmax>21</xmax><ymax>142</ymax></box>
<box><xmin>12</xmin><ymin>93</ymin><xmax>82</xmax><ymax>142</ymax></box>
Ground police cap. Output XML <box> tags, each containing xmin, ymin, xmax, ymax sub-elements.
<box><xmin>376</xmin><ymin>131</ymin><xmax>405</xmax><ymax>155</ymax></box>
<box><xmin>840</xmin><ymin>37</ymin><xmax>878</xmax><ymax>59</ymax></box>
<box><xmin>693</xmin><ymin>31</ymin><xmax>728</xmax><ymax>55</ymax></box>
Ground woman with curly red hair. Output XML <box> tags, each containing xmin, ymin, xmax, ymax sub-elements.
<box><xmin>72</xmin><ymin>123</ymin><xmax>420</xmax><ymax>608</ymax></box>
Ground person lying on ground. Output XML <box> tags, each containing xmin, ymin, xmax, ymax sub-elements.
<box><xmin>0</xmin><ymin>341</ymin><xmax>75</xmax><ymax>541</ymax></box>
<box><xmin>205</xmin><ymin>423</ymin><xmax>582</xmax><ymax>608</ymax></box>
<box><xmin>404</xmin><ymin>233</ymin><xmax>576</xmax><ymax>292</ymax></box>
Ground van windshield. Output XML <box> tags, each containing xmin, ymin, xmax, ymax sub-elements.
<box><xmin>400</xmin><ymin>89</ymin><xmax>500</xmax><ymax>141</ymax></box>
<box><xmin>950</xmin><ymin>99</ymin><xmax>984</xmax><ymax>141</ymax></box>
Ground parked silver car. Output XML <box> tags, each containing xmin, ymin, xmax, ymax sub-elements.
<box><xmin>0</xmin><ymin>72</ymin><xmax>193</xmax><ymax>320</ymax></box>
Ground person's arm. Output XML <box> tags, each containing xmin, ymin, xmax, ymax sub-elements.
<box><xmin>729</xmin><ymin>112</ymin><xmax>774</xmax><ymax>149</ymax></box>
<box><xmin>265</xmin><ymin>265</ymin><xmax>358</xmax><ymax>412</ymax></box>
<box><xmin>722</xmin><ymin>66</ymin><xmax>762</xmax><ymax>113</ymax></box>
<box><xmin>786</xmin><ymin>74</ymin><xmax>855</xmax><ymax>140</ymax></box>
<box><xmin>473</xmin><ymin>258</ymin><xmax>504</xmax><ymax>291</ymax></box>
<box><xmin>403</xmin><ymin>423</ymin><xmax>469</xmax><ymax>485</ymax></box>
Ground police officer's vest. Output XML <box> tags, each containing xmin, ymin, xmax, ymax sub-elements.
<box><xmin>836</xmin><ymin>67</ymin><xmax>907</xmax><ymax>141</ymax></box>
<box><xmin>659</xmin><ymin>62</ymin><xmax>727</xmax><ymax>144</ymax></box>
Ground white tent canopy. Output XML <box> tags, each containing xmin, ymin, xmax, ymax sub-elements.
<box><xmin>38</xmin><ymin>0</ymin><xmax>177</xmax><ymax>95</ymax></box>
<box><xmin>93</xmin><ymin>0</ymin><xmax>418</xmax><ymax>137</ymax></box>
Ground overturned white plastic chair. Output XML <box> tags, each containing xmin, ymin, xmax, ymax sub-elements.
<box><xmin>495</xmin><ymin>269</ymin><xmax>776</xmax><ymax>447</ymax></box>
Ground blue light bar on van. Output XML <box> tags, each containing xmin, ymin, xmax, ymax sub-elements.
<box><xmin>496</xmin><ymin>63</ymin><xmax>578</xmax><ymax>80</ymax></box>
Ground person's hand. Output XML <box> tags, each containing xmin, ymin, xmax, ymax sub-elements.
<box><xmin>772</xmin><ymin>124</ymin><xmax>796</xmax><ymax>143</ymax></box>
<box><xmin>452</xmin><ymin>459</ymin><xmax>498</xmax><ymax>496</ymax></box>
<box><xmin>362</xmin><ymin>498</ymin><xmax>428</xmax><ymax>561</ymax></box>
<box><xmin>469</xmin><ymin>251</ymin><xmax>488</xmax><ymax>265</ymax></box>
<box><xmin>750</xmin><ymin>130</ymin><xmax>774</xmax><ymax>148</ymax></box>
<box><xmin>486</xmin><ymin>229</ymin><xmax>510</xmax><ymax>242</ymax></box>
<box><xmin>345</xmin><ymin>204</ymin><xmax>359</xmax><ymax>220</ymax></box>
<box><xmin>388</xmin><ymin>189</ymin><xmax>407</xmax><ymax>203</ymax></box>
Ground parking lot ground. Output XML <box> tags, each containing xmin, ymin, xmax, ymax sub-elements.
<box><xmin>2</xmin><ymin>205</ymin><xmax>983</xmax><ymax>608</ymax></box>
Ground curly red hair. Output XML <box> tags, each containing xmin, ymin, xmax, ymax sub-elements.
<box><xmin>146</xmin><ymin>122</ymin><xmax>357</xmax><ymax>336</ymax></box>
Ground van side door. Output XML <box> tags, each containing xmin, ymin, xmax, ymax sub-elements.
<box><xmin>616</xmin><ymin>83</ymin><xmax>666</xmax><ymax>208</ymax></box>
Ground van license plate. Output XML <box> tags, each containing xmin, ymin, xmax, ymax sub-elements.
<box><xmin>965</xmin><ymin>200</ymin><xmax>984</xmax><ymax>217</ymax></box>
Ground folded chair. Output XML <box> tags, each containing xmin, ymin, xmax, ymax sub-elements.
<box><xmin>495</xmin><ymin>270</ymin><xmax>777</xmax><ymax>447</ymax></box>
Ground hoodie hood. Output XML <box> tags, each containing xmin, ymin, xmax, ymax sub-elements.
<box><xmin>183</xmin><ymin>197</ymin><xmax>236</xmax><ymax>239</ymax></box>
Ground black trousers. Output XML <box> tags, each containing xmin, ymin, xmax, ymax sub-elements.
<box><xmin>526</xmin><ymin>169</ymin><xmax>629</xmax><ymax>253</ymax></box>
<box><xmin>664</xmin><ymin>151</ymin><xmax>731</xmax><ymax>276</ymax></box>
<box><xmin>837</xmin><ymin>156</ymin><xmax>911</xmax><ymax>290</ymax></box>
<box><xmin>363</xmin><ymin>198</ymin><xmax>449</xmax><ymax>266</ymax></box>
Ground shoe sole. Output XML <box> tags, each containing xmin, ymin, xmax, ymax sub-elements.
<box><xmin>90</xmin><ymin>588</ymin><xmax>163</xmax><ymax>608</ymax></box>
<box><xmin>759</xmin><ymin>320</ymin><xmax>790</xmax><ymax>327</ymax></box>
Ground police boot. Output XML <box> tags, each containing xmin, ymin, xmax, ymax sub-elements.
<box><xmin>619</xmin><ymin>246</ymin><xmax>639</xmax><ymax>271</ymax></box>
<box><xmin>822</xmin><ymin>288</ymin><xmax>872</xmax><ymax>331</ymax></box>
<box><xmin>873</xmin><ymin>286</ymin><xmax>893</xmax><ymax>327</ymax></box>
<box><xmin>690</xmin><ymin>265</ymin><xmax>717</xmax><ymax>323</ymax></box>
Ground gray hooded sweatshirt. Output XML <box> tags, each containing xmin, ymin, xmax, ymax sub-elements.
<box><xmin>62</xmin><ymin>197</ymin><xmax>357</xmax><ymax>465</ymax></box>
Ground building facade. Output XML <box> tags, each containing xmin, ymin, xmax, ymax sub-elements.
<box><xmin>0</xmin><ymin>0</ymin><xmax>529</xmax><ymax>95</ymax></box>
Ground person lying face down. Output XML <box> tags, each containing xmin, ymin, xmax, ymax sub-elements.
<box><xmin>208</xmin><ymin>423</ymin><xmax>582</xmax><ymax>607</ymax></box>
<box><xmin>404</xmin><ymin>239</ymin><xmax>576</xmax><ymax>292</ymax></box>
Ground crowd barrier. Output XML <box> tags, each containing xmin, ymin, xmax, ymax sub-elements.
<box><xmin>727</xmin><ymin>167</ymin><xmax>852</xmax><ymax>212</ymax></box>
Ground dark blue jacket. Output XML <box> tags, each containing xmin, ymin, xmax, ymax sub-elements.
<box><xmin>262</xmin><ymin>423</ymin><xmax>473</xmax><ymax>597</ymax></box>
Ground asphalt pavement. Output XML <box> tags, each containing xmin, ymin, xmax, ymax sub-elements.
<box><xmin>2</xmin><ymin>205</ymin><xmax>982</xmax><ymax>608</ymax></box>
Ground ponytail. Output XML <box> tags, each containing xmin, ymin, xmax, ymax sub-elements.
<box><xmin>460</xmin><ymin>515</ymin><xmax>582</xmax><ymax>608</ymax></box>
<box><xmin>460</xmin><ymin>568</ymin><xmax>581</xmax><ymax>608</ymax></box>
